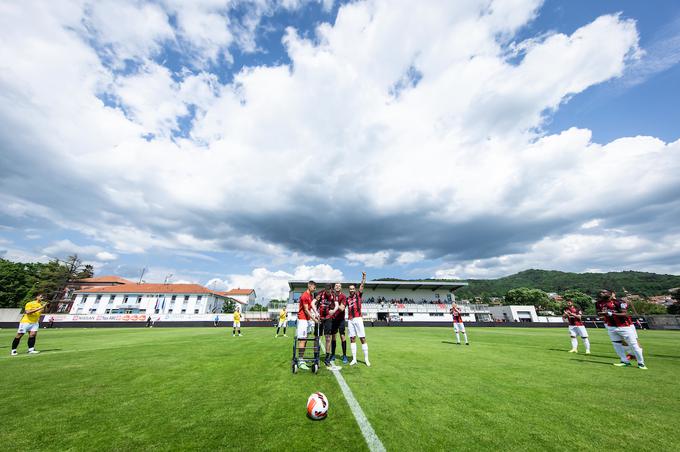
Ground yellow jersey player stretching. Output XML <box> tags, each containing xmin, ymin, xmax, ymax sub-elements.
<box><xmin>275</xmin><ymin>306</ymin><xmax>288</xmax><ymax>337</ymax></box>
<box><xmin>232</xmin><ymin>307</ymin><xmax>243</xmax><ymax>336</ymax></box>
<box><xmin>11</xmin><ymin>295</ymin><xmax>48</xmax><ymax>356</ymax></box>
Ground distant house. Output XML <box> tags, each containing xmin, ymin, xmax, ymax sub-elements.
<box><xmin>648</xmin><ymin>295</ymin><xmax>673</xmax><ymax>305</ymax></box>
<box><xmin>547</xmin><ymin>293</ymin><xmax>564</xmax><ymax>302</ymax></box>
<box><xmin>219</xmin><ymin>288</ymin><xmax>257</xmax><ymax>308</ymax></box>
<box><xmin>71</xmin><ymin>283</ymin><xmax>231</xmax><ymax>315</ymax></box>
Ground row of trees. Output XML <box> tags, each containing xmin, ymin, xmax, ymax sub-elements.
<box><xmin>0</xmin><ymin>256</ymin><xmax>93</xmax><ymax>309</ymax></box>
<box><xmin>454</xmin><ymin>269</ymin><xmax>680</xmax><ymax>299</ymax></box>
<box><xmin>502</xmin><ymin>287</ymin><xmax>674</xmax><ymax>315</ymax></box>
<box><xmin>224</xmin><ymin>302</ymin><xmax>280</xmax><ymax>313</ymax></box>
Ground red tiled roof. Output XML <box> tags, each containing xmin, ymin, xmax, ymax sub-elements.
<box><xmin>78</xmin><ymin>276</ymin><xmax>133</xmax><ymax>284</ymax></box>
<box><xmin>76</xmin><ymin>283</ymin><xmax>228</xmax><ymax>295</ymax></box>
<box><xmin>222</xmin><ymin>289</ymin><xmax>255</xmax><ymax>296</ymax></box>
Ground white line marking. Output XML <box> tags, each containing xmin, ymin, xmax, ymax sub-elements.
<box><xmin>331</xmin><ymin>368</ymin><xmax>386</xmax><ymax>452</ymax></box>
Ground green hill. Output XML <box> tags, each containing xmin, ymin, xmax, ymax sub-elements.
<box><xmin>379</xmin><ymin>269</ymin><xmax>680</xmax><ymax>299</ymax></box>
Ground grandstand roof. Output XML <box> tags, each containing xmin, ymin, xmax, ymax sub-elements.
<box><xmin>287</xmin><ymin>280</ymin><xmax>467</xmax><ymax>292</ymax></box>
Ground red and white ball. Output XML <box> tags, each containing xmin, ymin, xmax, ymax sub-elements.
<box><xmin>306</xmin><ymin>392</ymin><xmax>329</xmax><ymax>420</ymax></box>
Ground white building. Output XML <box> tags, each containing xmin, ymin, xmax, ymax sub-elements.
<box><xmin>285</xmin><ymin>280</ymin><xmax>492</xmax><ymax>322</ymax></box>
<box><xmin>220</xmin><ymin>289</ymin><xmax>257</xmax><ymax>308</ymax></box>
<box><xmin>488</xmin><ymin>305</ymin><xmax>539</xmax><ymax>323</ymax></box>
<box><xmin>71</xmin><ymin>283</ymin><xmax>232</xmax><ymax>315</ymax></box>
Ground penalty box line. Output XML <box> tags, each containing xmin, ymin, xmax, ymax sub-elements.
<box><xmin>331</xmin><ymin>369</ymin><xmax>386</xmax><ymax>452</ymax></box>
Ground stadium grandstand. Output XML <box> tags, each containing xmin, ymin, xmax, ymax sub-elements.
<box><xmin>284</xmin><ymin>280</ymin><xmax>493</xmax><ymax>323</ymax></box>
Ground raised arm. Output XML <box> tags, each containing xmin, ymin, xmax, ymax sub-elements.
<box><xmin>359</xmin><ymin>271</ymin><xmax>366</xmax><ymax>293</ymax></box>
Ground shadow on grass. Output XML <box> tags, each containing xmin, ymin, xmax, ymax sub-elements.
<box><xmin>441</xmin><ymin>341</ymin><xmax>462</xmax><ymax>345</ymax></box>
<box><xmin>572</xmin><ymin>359</ymin><xmax>616</xmax><ymax>366</ymax></box>
<box><xmin>36</xmin><ymin>348</ymin><xmax>63</xmax><ymax>353</ymax></box>
<box><xmin>548</xmin><ymin>348</ymin><xmax>613</xmax><ymax>359</ymax></box>
<box><xmin>646</xmin><ymin>353</ymin><xmax>680</xmax><ymax>360</ymax></box>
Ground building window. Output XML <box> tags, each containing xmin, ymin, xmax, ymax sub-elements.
<box><xmin>136</xmin><ymin>296</ymin><xmax>142</xmax><ymax>304</ymax></box>
<box><xmin>197</xmin><ymin>295</ymin><xmax>202</xmax><ymax>301</ymax></box>
<box><xmin>181</xmin><ymin>309</ymin><xmax>186</xmax><ymax>314</ymax></box>
<box><xmin>105</xmin><ymin>309</ymin><xmax>111</xmax><ymax>314</ymax></box>
<box><xmin>171</xmin><ymin>295</ymin><xmax>177</xmax><ymax>301</ymax></box>
<box><xmin>194</xmin><ymin>309</ymin><xmax>199</xmax><ymax>314</ymax></box>
<box><xmin>109</xmin><ymin>295</ymin><xmax>115</xmax><ymax>303</ymax></box>
<box><xmin>89</xmin><ymin>308</ymin><xmax>97</xmax><ymax>314</ymax></box>
<box><xmin>95</xmin><ymin>295</ymin><xmax>102</xmax><ymax>304</ymax></box>
<box><xmin>81</xmin><ymin>295</ymin><xmax>88</xmax><ymax>304</ymax></box>
<box><xmin>124</xmin><ymin>295</ymin><xmax>129</xmax><ymax>303</ymax></box>
<box><xmin>184</xmin><ymin>295</ymin><xmax>189</xmax><ymax>302</ymax></box>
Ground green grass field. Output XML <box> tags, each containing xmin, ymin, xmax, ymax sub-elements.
<box><xmin>1</xmin><ymin>326</ymin><xmax>679</xmax><ymax>451</ymax></box>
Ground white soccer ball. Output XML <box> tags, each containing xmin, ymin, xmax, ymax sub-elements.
<box><xmin>306</xmin><ymin>392</ymin><xmax>329</xmax><ymax>420</ymax></box>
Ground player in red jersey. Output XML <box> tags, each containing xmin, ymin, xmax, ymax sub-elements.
<box><xmin>450</xmin><ymin>303</ymin><xmax>469</xmax><ymax>345</ymax></box>
<box><xmin>596</xmin><ymin>290</ymin><xmax>647</xmax><ymax>369</ymax></box>
<box><xmin>318</xmin><ymin>284</ymin><xmax>341</xmax><ymax>368</ymax></box>
<box><xmin>296</xmin><ymin>280</ymin><xmax>319</xmax><ymax>370</ymax></box>
<box><xmin>562</xmin><ymin>300</ymin><xmax>590</xmax><ymax>354</ymax></box>
<box><xmin>347</xmin><ymin>272</ymin><xmax>369</xmax><ymax>366</ymax></box>
<box><xmin>329</xmin><ymin>282</ymin><xmax>348</xmax><ymax>364</ymax></box>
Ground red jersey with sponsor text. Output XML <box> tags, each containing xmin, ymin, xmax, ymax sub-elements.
<box><xmin>298</xmin><ymin>291</ymin><xmax>313</xmax><ymax>321</ymax></box>
<box><xmin>331</xmin><ymin>291</ymin><xmax>347</xmax><ymax>320</ymax></box>
<box><xmin>611</xmin><ymin>299</ymin><xmax>633</xmax><ymax>327</ymax></box>
<box><xmin>597</xmin><ymin>299</ymin><xmax>632</xmax><ymax>327</ymax></box>
<box><xmin>347</xmin><ymin>291</ymin><xmax>362</xmax><ymax>319</ymax></box>
<box><xmin>564</xmin><ymin>306</ymin><xmax>584</xmax><ymax>326</ymax></box>
<box><xmin>318</xmin><ymin>290</ymin><xmax>336</xmax><ymax>320</ymax></box>
<box><xmin>451</xmin><ymin>308</ymin><xmax>463</xmax><ymax>323</ymax></box>
<box><xmin>596</xmin><ymin>300</ymin><xmax>615</xmax><ymax>327</ymax></box>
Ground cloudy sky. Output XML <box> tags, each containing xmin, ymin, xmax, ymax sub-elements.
<box><xmin>1</xmin><ymin>0</ymin><xmax>679</xmax><ymax>300</ymax></box>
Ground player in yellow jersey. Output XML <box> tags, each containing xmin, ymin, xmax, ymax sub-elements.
<box><xmin>11</xmin><ymin>295</ymin><xmax>48</xmax><ymax>356</ymax></box>
<box><xmin>275</xmin><ymin>306</ymin><xmax>288</xmax><ymax>337</ymax></box>
<box><xmin>232</xmin><ymin>306</ymin><xmax>243</xmax><ymax>337</ymax></box>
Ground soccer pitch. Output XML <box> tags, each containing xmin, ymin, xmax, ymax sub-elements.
<box><xmin>1</xmin><ymin>327</ymin><xmax>679</xmax><ymax>451</ymax></box>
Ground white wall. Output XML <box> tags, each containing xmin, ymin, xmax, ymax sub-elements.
<box><xmin>488</xmin><ymin>306</ymin><xmax>539</xmax><ymax>322</ymax></box>
<box><xmin>284</xmin><ymin>302</ymin><xmax>486</xmax><ymax>322</ymax></box>
<box><xmin>536</xmin><ymin>316</ymin><xmax>566</xmax><ymax>323</ymax></box>
<box><xmin>230</xmin><ymin>293</ymin><xmax>256</xmax><ymax>307</ymax></box>
<box><xmin>0</xmin><ymin>308</ymin><xmax>22</xmax><ymax>322</ymax></box>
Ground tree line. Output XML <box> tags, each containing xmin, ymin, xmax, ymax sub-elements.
<box><xmin>450</xmin><ymin>269</ymin><xmax>680</xmax><ymax>299</ymax></box>
<box><xmin>0</xmin><ymin>256</ymin><xmax>93</xmax><ymax>308</ymax></box>
<box><xmin>501</xmin><ymin>287</ymin><xmax>675</xmax><ymax>315</ymax></box>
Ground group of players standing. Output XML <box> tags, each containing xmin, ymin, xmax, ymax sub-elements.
<box><xmin>294</xmin><ymin>272</ymin><xmax>370</xmax><ymax>370</ymax></box>
<box><xmin>7</xmin><ymin>282</ymin><xmax>648</xmax><ymax>372</ymax></box>
<box><xmin>562</xmin><ymin>289</ymin><xmax>647</xmax><ymax>369</ymax></box>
